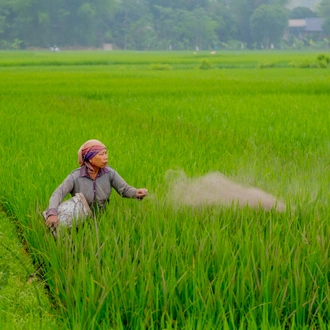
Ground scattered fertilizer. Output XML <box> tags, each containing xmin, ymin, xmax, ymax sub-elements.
<box><xmin>165</xmin><ymin>170</ymin><xmax>286</xmax><ymax>212</ymax></box>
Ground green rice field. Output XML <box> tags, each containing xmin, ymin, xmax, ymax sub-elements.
<box><xmin>0</xmin><ymin>50</ymin><xmax>329</xmax><ymax>329</ymax></box>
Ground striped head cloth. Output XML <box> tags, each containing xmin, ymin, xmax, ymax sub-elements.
<box><xmin>78</xmin><ymin>139</ymin><xmax>106</xmax><ymax>172</ymax></box>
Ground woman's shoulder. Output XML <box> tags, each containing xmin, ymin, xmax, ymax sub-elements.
<box><xmin>68</xmin><ymin>168</ymin><xmax>82</xmax><ymax>178</ymax></box>
<box><xmin>101</xmin><ymin>166</ymin><xmax>120</xmax><ymax>179</ymax></box>
<box><xmin>103</xmin><ymin>166</ymin><xmax>115</xmax><ymax>174</ymax></box>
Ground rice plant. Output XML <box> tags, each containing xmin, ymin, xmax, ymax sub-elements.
<box><xmin>0</xmin><ymin>51</ymin><xmax>329</xmax><ymax>329</ymax></box>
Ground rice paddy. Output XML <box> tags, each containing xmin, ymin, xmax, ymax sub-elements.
<box><xmin>0</xmin><ymin>50</ymin><xmax>329</xmax><ymax>329</ymax></box>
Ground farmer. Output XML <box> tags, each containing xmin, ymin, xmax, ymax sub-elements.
<box><xmin>45</xmin><ymin>139</ymin><xmax>148</xmax><ymax>228</ymax></box>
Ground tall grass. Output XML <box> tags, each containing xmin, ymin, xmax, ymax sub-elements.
<box><xmin>0</xmin><ymin>51</ymin><xmax>329</xmax><ymax>328</ymax></box>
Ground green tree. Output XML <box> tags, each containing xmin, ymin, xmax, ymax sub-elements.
<box><xmin>128</xmin><ymin>14</ymin><xmax>155</xmax><ymax>50</ymax></box>
<box><xmin>58</xmin><ymin>0</ymin><xmax>115</xmax><ymax>46</ymax></box>
<box><xmin>0</xmin><ymin>0</ymin><xmax>116</xmax><ymax>48</ymax></box>
<box><xmin>319</xmin><ymin>0</ymin><xmax>330</xmax><ymax>35</ymax></box>
<box><xmin>152</xmin><ymin>6</ymin><xmax>180</xmax><ymax>49</ymax></box>
<box><xmin>178</xmin><ymin>7</ymin><xmax>217</xmax><ymax>49</ymax></box>
<box><xmin>147</xmin><ymin>5</ymin><xmax>218</xmax><ymax>50</ymax></box>
<box><xmin>250</xmin><ymin>4</ymin><xmax>288</xmax><ymax>48</ymax></box>
<box><xmin>0</xmin><ymin>0</ymin><xmax>292</xmax><ymax>49</ymax></box>
<box><xmin>229</xmin><ymin>0</ymin><xmax>288</xmax><ymax>46</ymax></box>
<box><xmin>110</xmin><ymin>0</ymin><xmax>154</xmax><ymax>49</ymax></box>
<box><xmin>207</xmin><ymin>0</ymin><xmax>238</xmax><ymax>44</ymax></box>
<box><xmin>322</xmin><ymin>19</ymin><xmax>330</xmax><ymax>35</ymax></box>
<box><xmin>230</xmin><ymin>0</ymin><xmax>254</xmax><ymax>44</ymax></box>
<box><xmin>319</xmin><ymin>0</ymin><xmax>330</xmax><ymax>17</ymax></box>
<box><xmin>0</xmin><ymin>0</ymin><xmax>34</xmax><ymax>47</ymax></box>
<box><xmin>289</xmin><ymin>6</ymin><xmax>318</xmax><ymax>19</ymax></box>
<box><xmin>147</xmin><ymin>0</ymin><xmax>209</xmax><ymax>11</ymax></box>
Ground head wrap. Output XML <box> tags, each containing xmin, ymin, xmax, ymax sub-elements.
<box><xmin>78</xmin><ymin>140</ymin><xmax>106</xmax><ymax>172</ymax></box>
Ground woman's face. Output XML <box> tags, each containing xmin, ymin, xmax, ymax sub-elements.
<box><xmin>90</xmin><ymin>149</ymin><xmax>108</xmax><ymax>169</ymax></box>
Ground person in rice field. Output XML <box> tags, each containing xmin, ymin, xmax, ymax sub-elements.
<box><xmin>44</xmin><ymin>139</ymin><xmax>148</xmax><ymax>229</ymax></box>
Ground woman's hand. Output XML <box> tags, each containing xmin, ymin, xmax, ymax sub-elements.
<box><xmin>136</xmin><ymin>188</ymin><xmax>148</xmax><ymax>199</ymax></box>
<box><xmin>46</xmin><ymin>215</ymin><xmax>59</xmax><ymax>228</ymax></box>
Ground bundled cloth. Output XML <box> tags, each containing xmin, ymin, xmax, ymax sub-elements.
<box><xmin>43</xmin><ymin>193</ymin><xmax>92</xmax><ymax>236</ymax></box>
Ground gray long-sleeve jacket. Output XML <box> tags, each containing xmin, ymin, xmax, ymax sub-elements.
<box><xmin>45</xmin><ymin>165</ymin><xmax>137</xmax><ymax>218</ymax></box>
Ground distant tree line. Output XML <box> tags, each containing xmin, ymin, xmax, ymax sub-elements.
<box><xmin>0</xmin><ymin>0</ymin><xmax>328</xmax><ymax>50</ymax></box>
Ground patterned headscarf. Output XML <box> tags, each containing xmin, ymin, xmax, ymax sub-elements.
<box><xmin>78</xmin><ymin>139</ymin><xmax>106</xmax><ymax>172</ymax></box>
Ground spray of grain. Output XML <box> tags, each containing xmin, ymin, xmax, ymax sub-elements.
<box><xmin>165</xmin><ymin>170</ymin><xmax>286</xmax><ymax>212</ymax></box>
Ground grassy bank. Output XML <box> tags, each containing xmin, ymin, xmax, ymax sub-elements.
<box><xmin>0</xmin><ymin>211</ymin><xmax>58</xmax><ymax>329</ymax></box>
<box><xmin>0</xmin><ymin>49</ymin><xmax>326</xmax><ymax>68</ymax></box>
